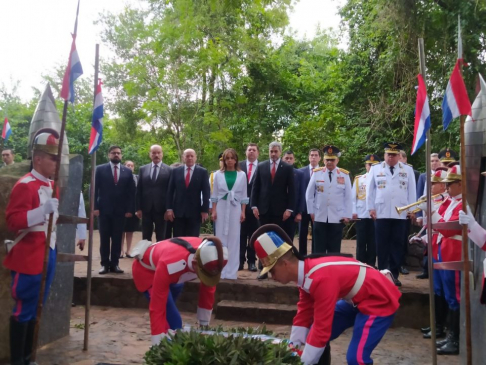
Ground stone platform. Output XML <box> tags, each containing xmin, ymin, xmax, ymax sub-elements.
<box><xmin>73</xmin><ymin>231</ymin><xmax>431</xmax><ymax>329</ymax></box>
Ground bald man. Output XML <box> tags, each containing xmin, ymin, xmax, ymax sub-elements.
<box><xmin>166</xmin><ymin>149</ymin><xmax>210</xmax><ymax>237</ymax></box>
<box><xmin>136</xmin><ymin>145</ymin><xmax>172</xmax><ymax>241</ymax></box>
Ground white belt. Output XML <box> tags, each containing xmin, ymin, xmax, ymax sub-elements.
<box><xmin>303</xmin><ymin>261</ymin><xmax>371</xmax><ymax>301</ymax></box>
<box><xmin>138</xmin><ymin>244</ymin><xmax>157</xmax><ymax>271</ymax></box>
<box><xmin>449</xmin><ymin>235</ymin><xmax>462</xmax><ymax>241</ymax></box>
<box><xmin>7</xmin><ymin>225</ymin><xmax>47</xmax><ymax>253</ymax></box>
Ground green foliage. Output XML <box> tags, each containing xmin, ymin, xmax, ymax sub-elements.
<box><xmin>2</xmin><ymin>0</ymin><xmax>486</xmax><ymax>185</ymax></box>
<box><xmin>144</xmin><ymin>328</ymin><xmax>300</xmax><ymax>365</ymax></box>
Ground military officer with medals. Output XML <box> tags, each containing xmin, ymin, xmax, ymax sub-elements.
<box><xmin>305</xmin><ymin>145</ymin><xmax>352</xmax><ymax>254</ymax></box>
<box><xmin>352</xmin><ymin>154</ymin><xmax>380</xmax><ymax>266</ymax></box>
<box><xmin>366</xmin><ymin>142</ymin><xmax>416</xmax><ymax>286</ymax></box>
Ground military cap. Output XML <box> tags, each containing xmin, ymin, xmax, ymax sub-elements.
<box><xmin>383</xmin><ymin>142</ymin><xmax>402</xmax><ymax>154</ymax></box>
<box><xmin>441</xmin><ymin>163</ymin><xmax>462</xmax><ymax>183</ymax></box>
<box><xmin>364</xmin><ymin>154</ymin><xmax>380</xmax><ymax>165</ymax></box>
<box><xmin>438</xmin><ymin>148</ymin><xmax>458</xmax><ymax>163</ymax></box>
<box><xmin>33</xmin><ymin>130</ymin><xmax>60</xmax><ymax>156</ymax></box>
<box><xmin>322</xmin><ymin>145</ymin><xmax>341</xmax><ymax>160</ymax></box>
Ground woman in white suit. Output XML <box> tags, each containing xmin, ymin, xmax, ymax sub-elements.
<box><xmin>211</xmin><ymin>148</ymin><xmax>248</xmax><ymax>279</ymax></box>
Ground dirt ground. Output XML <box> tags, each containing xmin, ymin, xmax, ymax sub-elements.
<box><xmin>35</xmin><ymin>306</ymin><xmax>459</xmax><ymax>365</ymax></box>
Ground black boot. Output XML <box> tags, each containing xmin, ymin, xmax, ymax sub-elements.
<box><xmin>10</xmin><ymin>317</ymin><xmax>28</xmax><ymax>365</ymax></box>
<box><xmin>437</xmin><ymin>309</ymin><xmax>459</xmax><ymax>355</ymax></box>
<box><xmin>423</xmin><ymin>295</ymin><xmax>447</xmax><ymax>339</ymax></box>
<box><xmin>24</xmin><ymin>320</ymin><xmax>36</xmax><ymax>365</ymax></box>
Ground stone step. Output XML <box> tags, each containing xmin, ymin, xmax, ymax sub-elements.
<box><xmin>73</xmin><ymin>276</ymin><xmax>430</xmax><ymax>330</ymax></box>
<box><xmin>216</xmin><ymin>300</ymin><xmax>297</xmax><ymax>325</ymax></box>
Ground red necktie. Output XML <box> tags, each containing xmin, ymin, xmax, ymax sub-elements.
<box><xmin>185</xmin><ymin>167</ymin><xmax>191</xmax><ymax>188</ymax></box>
<box><xmin>248</xmin><ymin>163</ymin><xmax>253</xmax><ymax>182</ymax></box>
<box><xmin>114</xmin><ymin>165</ymin><xmax>118</xmax><ymax>184</ymax></box>
<box><xmin>271</xmin><ymin>161</ymin><xmax>276</xmax><ymax>183</ymax></box>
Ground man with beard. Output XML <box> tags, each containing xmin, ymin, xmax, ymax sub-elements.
<box><xmin>94</xmin><ymin>145</ymin><xmax>136</xmax><ymax>274</ymax></box>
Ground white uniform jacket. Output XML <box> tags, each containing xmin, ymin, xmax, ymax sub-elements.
<box><xmin>366</xmin><ymin>162</ymin><xmax>416</xmax><ymax>219</ymax></box>
<box><xmin>305</xmin><ymin>167</ymin><xmax>353</xmax><ymax>223</ymax></box>
<box><xmin>352</xmin><ymin>173</ymin><xmax>371</xmax><ymax>219</ymax></box>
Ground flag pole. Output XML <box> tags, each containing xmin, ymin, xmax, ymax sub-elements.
<box><xmin>83</xmin><ymin>43</ymin><xmax>99</xmax><ymax>351</ymax></box>
<box><xmin>457</xmin><ymin>14</ymin><xmax>472</xmax><ymax>364</ymax></box>
<box><xmin>31</xmin><ymin>1</ymin><xmax>81</xmax><ymax>360</ymax></box>
<box><xmin>418</xmin><ymin>38</ymin><xmax>437</xmax><ymax>365</ymax></box>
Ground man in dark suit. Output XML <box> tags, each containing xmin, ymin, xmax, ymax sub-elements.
<box><xmin>251</xmin><ymin>141</ymin><xmax>295</xmax><ymax>279</ymax></box>
<box><xmin>136</xmin><ymin>145</ymin><xmax>172</xmax><ymax>242</ymax></box>
<box><xmin>282</xmin><ymin>150</ymin><xmax>305</xmax><ymax>241</ymax></box>
<box><xmin>94</xmin><ymin>145</ymin><xmax>136</xmax><ymax>274</ymax></box>
<box><xmin>298</xmin><ymin>148</ymin><xmax>321</xmax><ymax>255</ymax></box>
<box><xmin>166</xmin><ymin>149</ymin><xmax>210</xmax><ymax>237</ymax></box>
<box><xmin>239</xmin><ymin>143</ymin><xmax>259</xmax><ymax>272</ymax></box>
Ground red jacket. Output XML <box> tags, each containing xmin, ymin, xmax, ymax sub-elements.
<box><xmin>132</xmin><ymin>237</ymin><xmax>215</xmax><ymax>337</ymax></box>
<box><xmin>291</xmin><ymin>257</ymin><xmax>401</xmax><ymax>358</ymax></box>
<box><xmin>434</xmin><ymin>195</ymin><xmax>462</xmax><ymax>262</ymax></box>
<box><xmin>4</xmin><ymin>171</ymin><xmax>57</xmax><ymax>275</ymax></box>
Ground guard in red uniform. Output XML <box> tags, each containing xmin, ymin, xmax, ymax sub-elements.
<box><xmin>131</xmin><ymin>236</ymin><xmax>228</xmax><ymax>345</ymax></box>
<box><xmin>410</xmin><ymin>168</ymin><xmax>449</xmax><ymax>340</ymax></box>
<box><xmin>251</xmin><ymin>225</ymin><xmax>401</xmax><ymax>365</ymax></box>
<box><xmin>429</xmin><ymin>163</ymin><xmax>463</xmax><ymax>355</ymax></box>
<box><xmin>4</xmin><ymin>131</ymin><xmax>60</xmax><ymax>365</ymax></box>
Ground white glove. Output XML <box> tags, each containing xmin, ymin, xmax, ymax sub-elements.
<box><xmin>43</xmin><ymin>198</ymin><xmax>59</xmax><ymax>215</ymax></box>
<box><xmin>409</xmin><ymin>236</ymin><xmax>424</xmax><ymax>245</ymax></box>
<box><xmin>417</xmin><ymin>195</ymin><xmax>427</xmax><ymax>213</ymax></box>
<box><xmin>459</xmin><ymin>210</ymin><xmax>475</xmax><ymax>226</ymax></box>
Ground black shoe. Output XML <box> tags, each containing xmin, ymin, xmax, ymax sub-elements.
<box><xmin>436</xmin><ymin>334</ymin><xmax>452</xmax><ymax>348</ymax></box>
<box><xmin>248</xmin><ymin>263</ymin><xmax>257</xmax><ymax>272</ymax></box>
<box><xmin>416</xmin><ymin>272</ymin><xmax>429</xmax><ymax>279</ymax></box>
<box><xmin>99</xmin><ymin>266</ymin><xmax>110</xmax><ymax>275</ymax></box>
<box><xmin>394</xmin><ymin>279</ymin><xmax>402</xmax><ymax>287</ymax></box>
<box><xmin>421</xmin><ymin>326</ymin><xmax>431</xmax><ymax>334</ymax></box>
<box><xmin>238</xmin><ymin>263</ymin><xmax>244</xmax><ymax>271</ymax></box>
<box><xmin>400</xmin><ymin>266</ymin><xmax>409</xmax><ymax>275</ymax></box>
<box><xmin>110</xmin><ymin>266</ymin><xmax>124</xmax><ymax>274</ymax></box>
<box><xmin>423</xmin><ymin>325</ymin><xmax>446</xmax><ymax>339</ymax></box>
<box><xmin>126</xmin><ymin>254</ymin><xmax>133</xmax><ymax>258</ymax></box>
<box><xmin>257</xmin><ymin>272</ymin><xmax>268</xmax><ymax>280</ymax></box>
<box><xmin>437</xmin><ymin>339</ymin><xmax>459</xmax><ymax>355</ymax></box>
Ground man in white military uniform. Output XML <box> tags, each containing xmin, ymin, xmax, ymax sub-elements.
<box><xmin>306</xmin><ymin>145</ymin><xmax>352</xmax><ymax>254</ymax></box>
<box><xmin>352</xmin><ymin>154</ymin><xmax>380</xmax><ymax>266</ymax></box>
<box><xmin>367</xmin><ymin>142</ymin><xmax>416</xmax><ymax>286</ymax></box>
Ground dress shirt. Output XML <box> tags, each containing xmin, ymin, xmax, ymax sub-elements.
<box><xmin>110</xmin><ymin>161</ymin><xmax>121</xmax><ymax>177</ymax></box>
<box><xmin>270</xmin><ymin>158</ymin><xmax>281</xmax><ymax>172</ymax></box>
<box><xmin>246</xmin><ymin>159</ymin><xmax>258</xmax><ymax>182</ymax></box>
<box><xmin>184</xmin><ymin>164</ymin><xmax>195</xmax><ymax>182</ymax></box>
<box><xmin>151</xmin><ymin>161</ymin><xmax>162</xmax><ymax>180</ymax></box>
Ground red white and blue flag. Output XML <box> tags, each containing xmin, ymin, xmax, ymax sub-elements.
<box><xmin>411</xmin><ymin>74</ymin><xmax>430</xmax><ymax>155</ymax></box>
<box><xmin>60</xmin><ymin>34</ymin><xmax>83</xmax><ymax>103</ymax></box>
<box><xmin>442</xmin><ymin>17</ymin><xmax>472</xmax><ymax>130</ymax></box>
<box><xmin>88</xmin><ymin>81</ymin><xmax>103</xmax><ymax>154</ymax></box>
<box><xmin>60</xmin><ymin>1</ymin><xmax>83</xmax><ymax>103</ymax></box>
<box><xmin>2</xmin><ymin>117</ymin><xmax>12</xmax><ymax>142</ymax></box>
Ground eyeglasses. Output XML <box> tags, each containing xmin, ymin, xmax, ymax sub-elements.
<box><xmin>445</xmin><ymin>181</ymin><xmax>459</xmax><ymax>187</ymax></box>
<box><xmin>110</xmin><ymin>151</ymin><xmax>122</xmax><ymax>155</ymax></box>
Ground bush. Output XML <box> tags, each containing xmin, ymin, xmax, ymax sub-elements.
<box><xmin>144</xmin><ymin>327</ymin><xmax>301</xmax><ymax>365</ymax></box>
